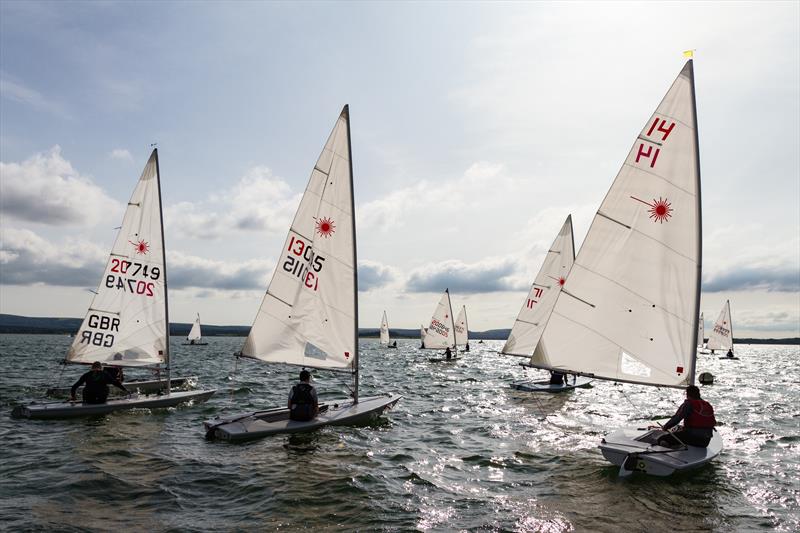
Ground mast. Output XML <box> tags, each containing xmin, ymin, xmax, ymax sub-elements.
<box><xmin>463</xmin><ymin>306</ymin><xmax>469</xmax><ymax>345</ymax></box>
<box><xmin>688</xmin><ymin>59</ymin><xmax>702</xmax><ymax>385</ymax></box>
<box><xmin>344</xmin><ymin>105</ymin><xmax>359</xmax><ymax>403</ymax></box>
<box><xmin>153</xmin><ymin>148</ymin><xmax>171</xmax><ymax>395</ymax></box>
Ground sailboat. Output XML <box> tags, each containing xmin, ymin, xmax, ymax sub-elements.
<box><xmin>380</xmin><ymin>311</ymin><xmax>396</xmax><ymax>348</ymax></box>
<box><xmin>454</xmin><ymin>305</ymin><xmax>470</xmax><ymax>351</ymax></box>
<box><xmin>502</xmin><ymin>215</ymin><xmax>592</xmax><ymax>392</ymax></box>
<box><xmin>527</xmin><ymin>60</ymin><xmax>722</xmax><ymax>475</ymax></box>
<box><xmin>183</xmin><ymin>313</ymin><xmax>208</xmax><ymax>345</ymax></box>
<box><xmin>421</xmin><ymin>289</ymin><xmax>458</xmax><ymax>362</ymax></box>
<box><xmin>419</xmin><ymin>324</ymin><xmax>427</xmax><ymax>348</ymax></box>
<box><xmin>204</xmin><ymin>106</ymin><xmax>401</xmax><ymax>441</ymax></box>
<box><xmin>697</xmin><ymin>312</ymin><xmax>706</xmax><ymax>348</ymax></box>
<box><xmin>707</xmin><ymin>300</ymin><xmax>736</xmax><ymax>359</ymax></box>
<box><xmin>12</xmin><ymin>150</ymin><xmax>216</xmax><ymax>419</ymax></box>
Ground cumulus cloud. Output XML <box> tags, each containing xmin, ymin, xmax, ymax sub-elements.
<box><xmin>165</xmin><ymin>166</ymin><xmax>301</xmax><ymax>240</ymax></box>
<box><xmin>0</xmin><ymin>146</ymin><xmax>121</xmax><ymax>226</ymax></box>
<box><xmin>405</xmin><ymin>257</ymin><xmax>528</xmax><ymax>294</ymax></box>
<box><xmin>0</xmin><ymin>227</ymin><xmax>107</xmax><ymax>286</ymax></box>
<box><xmin>358</xmin><ymin>260</ymin><xmax>399</xmax><ymax>291</ymax></box>
<box><xmin>734</xmin><ymin>308</ymin><xmax>800</xmax><ymax>334</ymax></box>
<box><xmin>109</xmin><ymin>148</ymin><xmax>133</xmax><ymax>161</ymax></box>
<box><xmin>703</xmin><ymin>266</ymin><xmax>800</xmax><ymax>293</ymax></box>
<box><xmin>168</xmin><ymin>251</ymin><xmax>272</xmax><ymax>291</ymax></box>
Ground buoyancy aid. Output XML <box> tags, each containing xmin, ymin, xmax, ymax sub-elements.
<box><xmin>290</xmin><ymin>383</ymin><xmax>316</xmax><ymax>421</ymax></box>
<box><xmin>685</xmin><ymin>399</ymin><xmax>716</xmax><ymax>428</ymax></box>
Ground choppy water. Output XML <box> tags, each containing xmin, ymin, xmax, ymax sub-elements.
<box><xmin>0</xmin><ymin>334</ymin><xmax>798</xmax><ymax>531</ymax></box>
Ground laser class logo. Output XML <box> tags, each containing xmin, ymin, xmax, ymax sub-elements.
<box><xmin>315</xmin><ymin>217</ymin><xmax>336</xmax><ymax>238</ymax></box>
<box><xmin>630</xmin><ymin>196</ymin><xmax>673</xmax><ymax>223</ymax></box>
<box><xmin>130</xmin><ymin>239</ymin><xmax>150</xmax><ymax>254</ymax></box>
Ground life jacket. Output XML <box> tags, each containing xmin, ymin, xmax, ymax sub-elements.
<box><xmin>290</xmin><ymin>383</ymin><xmax>316</xmax><ymax>421</ymax></box>
<box><xmin>685</xmin><ymin>399</ymin><xmax>716</xmax><ymax>428</ymax></box>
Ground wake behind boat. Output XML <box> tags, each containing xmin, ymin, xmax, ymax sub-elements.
<box><xmin>11</xmin><ymin>150</ymin><xmax>215</xmax><ymax>420</ymax></box>
<box><xmin>204</xmin><ymin>106</ymin><xmax>399</xmax><ymax>441</ymax></box>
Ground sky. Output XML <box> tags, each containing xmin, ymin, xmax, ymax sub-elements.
<box><xmin>1</xmin><ymin>1</ymin><xmax>798</xmax><ymax>338</ymax></box>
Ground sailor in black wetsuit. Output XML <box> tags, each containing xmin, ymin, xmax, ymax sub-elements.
<box><xmin>549</xmin><ymin>371</ymin><xmax>566</xmax><ymax>385</ymax></box>
<box><xmin>288</xmin><ymin>369</ymin><xmax>319</xmax><ymax>421</ymax></box>
<box><xmin>70</xmin><ymin>361</ymin><xmax>128</xmax><ymax>404</ymax></box>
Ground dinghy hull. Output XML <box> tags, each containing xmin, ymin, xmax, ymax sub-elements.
<box><xmin>46</xmin><ymin>376</ymin><xmax>197</xmax><ymax>398</ymax></box>
<box><xmin>12</xmin><ymin>389</ymin><xmax>216</xmax><ymax>419</ymax></box>
<box><xmin>599</xmin><ymin>426</ymin><xmax>722</xmax><ymax>476</ymax></box>
<box><xmin>204</xmin><ymin>394</ymin><xmax>401</xmax><ymax>441</ymax></box>
<box><xmin>510</xmin><ymin>376</ymin><xmax>592</xmax><ymax>393</ymax></box>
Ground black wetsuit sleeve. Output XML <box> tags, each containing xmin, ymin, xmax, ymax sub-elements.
<box><xmin>71</xmin><ymin>372</ymin><xmax>88</xmax><ymax>396</ymax></box>
<box><xmin>109</xmin><ymin>375</ymin><xmax>128</xmax><ymax>392</ymax></box>
<box><xmin>664</xmin><ymin>401</ymin><xmax>692</xmax><ymax>430</ymax></box>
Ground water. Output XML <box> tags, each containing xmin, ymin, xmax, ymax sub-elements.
<box><xmin>1</xmin><ymin>334</ymin><xmax>798</xmax><ymax>531</ymax></box>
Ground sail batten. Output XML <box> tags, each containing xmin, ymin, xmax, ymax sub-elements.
<box><xmin>532</xmin><ymin>61</ymin><xmax>701</xmax><ymax>388</ymax></box>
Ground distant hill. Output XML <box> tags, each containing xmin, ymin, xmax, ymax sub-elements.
<box><xmin>0</xmin><ymin>314</ymin><xmax>797</xmax><ymax>344</ymax></box>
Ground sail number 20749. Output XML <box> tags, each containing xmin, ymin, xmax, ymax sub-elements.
<box><xmin>104</xmin><ymin>259</ymin><xmax>160</xmax><ymax>297</ymax></box>
<box><xmin>284</xmin><ymin>236</ymin><xmax>326</xmax><ymax>291</ymax></box>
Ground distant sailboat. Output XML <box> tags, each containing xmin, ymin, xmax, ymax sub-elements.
<box><xmin>421</xmin><ymin>289</ymin><xmax>458</xmax><ymax>361</ymax></box>
<box><xmin>454</xmin><ymin>305</ymin><xmax>470</xmax><ymax>351</ymax></box>
<box><xmin>502</xmin><ymin>215</ymin><xmax>591</xmax><ymax>392</ymax></box>
<box><xmin>380</xmin><ymin>311</ymin><xmax>396</xmax><ymax>348</ymax></box>
<box><xmin>183</xmin><ymin>313</ymin><xmax>208</xmax><ymax>345</ymax></box>
<box><xmin>419</xmin><ymin>324</ymin><xmax>427</xmax><ymax>348</ymax></box>
<box><xmin>13</xmin><ymin>150</ymin><xmax>215</xmax><ymax>419</ymax></box>
<box><xmin>707</xmin><ymin>300</ymin><xmax>736</xmax><ymax>359</ymax></box>
<box><xmin>204</xmin><ymin>106</ymin><xmax>400</xmax><ymax>441</ymax></box>
<box><xmin>528</xmin><ymin>60</ymin><xmax>722</xmax><ymax>475</ymax></box>
<box><xmin>697</xmin><ymin>312</ymin><xmax>705</xmax><ymax>348</ymax></box>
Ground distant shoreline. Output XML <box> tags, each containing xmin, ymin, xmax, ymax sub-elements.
<box><xmin>0</xmin><ymin>314</ymin><xmax>797</xmax><ymax>344</ymax></box>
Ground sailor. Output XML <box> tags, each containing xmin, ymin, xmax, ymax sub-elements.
<box><xmin>288</xmin><ymin>369</ymin><xmax>318</xmax><ymax>421</ymax></box>
<box><xmin>657</xmin><ymin>385</ymin><xmax>716</xmax><ymax>448</ymax></box>
<box><xmin>445</xmin><ymin>347</ymin><xmax>453</xmax><ymax>360</ymax></box>
<box><xmin>465</xmin><ymin>342</ymin><xmax>470</xmax><ymax>352</ymax></box>
<box><xmin>549</xmin><ymin>371</ymin><xmax>566</xmax><ymax>385</ymax></box>
<box><xmin>725</xmin><ymin>348</ymin><xmax>734</xmax><ymax>358</ymax></box>
<box><xmin>391</xmin><ymin>341</ymin><xmax>397</xmax><ymax>348</ymax></box>
<box><xmin>105</xmin><ymin>365</ymin><xmax>124</xmax><ymax>383</ymax></box>
<box><xmin>70</xmin><ymin>361</ymin><xmax>128</xmax><ymax>404</ymax></box>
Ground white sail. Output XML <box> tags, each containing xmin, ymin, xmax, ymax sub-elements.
<box><xmin>532</xmin><ymin>61</ymin><xmax>701</xmax><ymax>388</ymax></box>
<box><xmin>502</xmin><ymin>215</ymin><xmax>575</xmax><ymax>357</ymax></box>
<box><xmin>697</xmin><ymin>312</ymin><xmax>705</xmax><ymax>347</ymax></box>
<box><xmin>241</xmin><ymin>107</ymin><xmax>356</xmax><ymax>371</ymax></box>
<box><xmin>188</xmin><ymin>314</ymin><xmax>202</xmax><ymax>341</ymax></box>
<box><xmin>706</xmin><ymin>300</ymin><xmax>733</xmax><ymax>351</ymax></box>
<box><xmin>454</xmin><ymin>306</ymin><xmax>469</xmax><ymax>346</ymax></box>
<box><xmin>67</xmin><ymin>150</ymin><xmax>168</xmax><ymax>367</ymax></box>
<box><xmin>379</xmin><ymin>311</ymin><xmax>390</xmax><ymax>345</ymax></box>
<box><xmin>422</xmin><ymin>290</ymin><xmax>456</xmax><ymax>349</ymax></box>
<box><xmin>420</xmin><ymin>325</ymin><xmax>427</xmax><ymax>343</ymax></box>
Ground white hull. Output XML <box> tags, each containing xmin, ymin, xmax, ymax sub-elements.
<box><xmin>204</xmin><ymin>394</ymin><xmax>401</xmax><ymax>441</ymax></box>
<box><xmin>599</xmin><ymin>426</ymin><xmax>722</xmax><ymax>476</ymax></box>
<box><xmin>12</xmin><ymin>389</ymin><xmax>216</xmax><ymax>420</ymax></box>
<box><xmin>510</xmin><ymin>376</ymin><xmax>593</xmax><ymax>393</ymax></box>
<box><xmin>46</xmin><ymin>376</ymin><xmax>197</xmax><ymax>398</ymax></box>
<box><xmin>182</xmin><ymin>342</ymin><xmax>208</xmax><ymax>346</ymax></box>
<box><xmin>428</xmin><ymin>357</ymin><xmax>459</xmax><ymax>363</ymax></box>
<box><xmin>719</xmin><ymin>356</ymin><xmax>739</xmax><ymax>360</ymax></box>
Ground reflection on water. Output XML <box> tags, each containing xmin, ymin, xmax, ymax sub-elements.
<box><xmin>0</xmin><ymin>334</ymin><xmax>798</xmax><ymax>531</ymax></box>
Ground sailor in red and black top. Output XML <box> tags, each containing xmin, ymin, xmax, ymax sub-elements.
<box><xmin>659</xmin><ymin>385</ymin><xmax>716</xmax><ymax>448</ymax></box>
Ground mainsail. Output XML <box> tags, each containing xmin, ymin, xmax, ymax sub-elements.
<box><xmin>531</xmin><ymin>61</ymin><xmax>702</xmax><ymax>388</ymax></box>
<box><xmin>67</xmin><ymin>150</ymin><xmax>168</xmax><ymax>367</ymax></box>
<box><xmin>420</xmin><ymin>325</ymin><xmax>427</xmax><ymax>344</ymax></box>
<box><xmin>706</xmin><ymin>300</ymin><xmax>733</xmax><ymax>351</ymax></box>
<box><xmin>380</xmin><ymin>311</ymin><xmax>390</xmax><ymax>345</ymax></box>
<box><xmin>454</xmin><ymin>306</ymin><xmax>469</xmax><ymax>346</ymax></box>
<box><xmin>188</xmin><ymin>314</ymin><xmax>203</xmax><ymax>342</ymax></box>
<box><xmin>502</xmin><ymin>215</ymin><xmax>575</xmax><ymax>357</ymax></box>
<box><xmin>422</xmin><ymin>289</ymin><xmax>456</xmax><ymax>350</ymax></box>
<box><xmin>697</xmin><ymin>312</ymin><xmax>705</xmax><ymax>347</ymax></box>
<box><xmin>241</xmin><ymin>107</ymin><xmax>357</xmax><ymax>371</ymax></box>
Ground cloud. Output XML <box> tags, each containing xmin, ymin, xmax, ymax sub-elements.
<box><xmin>358</xmin><ymin>260</ymin><xmax>399</xmax><ymax>291</ymax></box>
<box><xmin>0</xmin><ymin>146</ymin><xmax>122</xmax><ymax>226</ymax></box>
<box><xmin>703</xmin><ymin>266</ymin><xmax>800</xmax><ymax>293</ymax></box>
<box><xmin>109</xmin><ymin>148</ymin><xmax>133</xmax><ymax>161</ymax></box>
<box><xmin>0</xmin><ymin>227</ymin><xmax>272</xmax><ymax>292</ymax></box>
<box><xmin>405</xmin><ymin>257</ymin><xmax>528</xmax><ymax>294</ymax></box>
<box><xmin>0</xmin><ymin>74</ymin><xmax>71</xmax><ymax>119</ymax></box>
<box><xmin>0</xmin><ymin>227</ymin><xmax>107</xmax><ymax>287</ymax></box>
<box><xmin>168</xmin><ymin>251</ymin><xmax>272</xmax><ymax>291</ymax></box>
<box><xmin>165</xmin><ymin>166</ymin><xmax>301</xmax><ymax>240</ymax></box>
<box><xmin>734</xmin><ymin>309</ymin><xmax>800</xmax><ymax>334</ymax></box>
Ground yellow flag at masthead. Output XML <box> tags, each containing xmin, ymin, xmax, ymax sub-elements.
<box><xmin>683</xmin><ymin>49</ymin><xmax>695</xmax><ymax>58</ymax></box>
